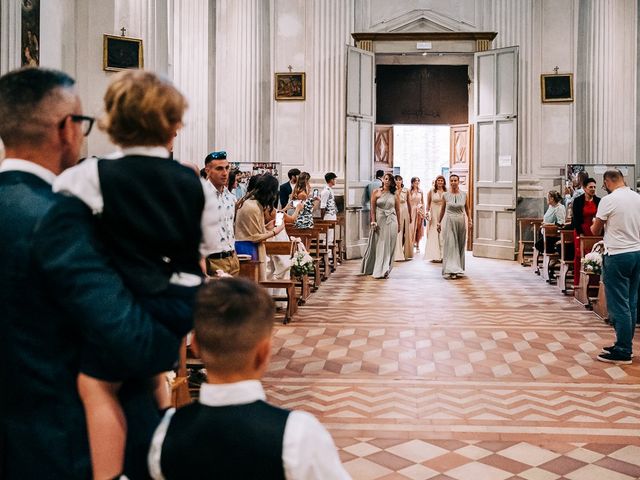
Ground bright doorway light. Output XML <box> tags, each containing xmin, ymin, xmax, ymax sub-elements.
<box><xmin>393</xmin><ymin>125</ymin><xmax>450</xmax><ymax>190</ymax></box>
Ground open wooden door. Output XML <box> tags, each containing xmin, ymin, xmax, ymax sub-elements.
<box><xmin>450</xmin><ymin>124</ymin><xmax>474</xmax><ymax>250</ymax></box>
<box><xmin>344</xmin><ymin>45</ymin><xmax>375</xmax><ymax>259</ymax></box>
<box><xmin>473</xmin><ymin>46</ymin><xmax>518</xmax><ymax>260</ymax></box>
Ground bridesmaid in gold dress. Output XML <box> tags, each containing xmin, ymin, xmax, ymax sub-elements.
<box><xmin>409</xmin><ymin>177</ymin><xmax>425</xmax><ymax>252</ymax></box>
<box><xmin>425</xmin><ymin>175</ymin><xmax>446</xmax><ymax>262</ymax></box>
<box><xmin>394</xmin><ymin>175</ymin><xmax>413</xmax><ymax>260</ymax></box>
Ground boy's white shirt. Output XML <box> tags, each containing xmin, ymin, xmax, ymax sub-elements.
<box><xmin>148</xmin><ymin>380</ymin><xmax>351</xmax><ymax>480</ymax></box>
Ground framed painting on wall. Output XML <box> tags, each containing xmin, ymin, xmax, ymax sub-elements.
<box><xmin>21</xmin><ymin>0</ymin><xmax>40</xmax><ymax>67</ymax></box>
<box><xmin>541</xmin><ymin>74</ymin><xmax>573</xmax><ymax>103</ymax></box>
<box><xmin>103</xmin><ymin>35</ymin><xmax>144</xmax><ymax>72</ymax></box>
<box><xmin>275</xmin><ymin>72</ymin><xmax>305</xmax><ymax>101</ymax></box>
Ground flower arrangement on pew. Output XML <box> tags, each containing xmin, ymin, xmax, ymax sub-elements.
<box><xmin>581</xmin><ymin>251</ymin><xmax>603</xmax><ymax>275</ymax></box>
<box><xmin>291</xmin><ymin>250</ymin><xmax>315</xmax><ymax>278</ymax></box>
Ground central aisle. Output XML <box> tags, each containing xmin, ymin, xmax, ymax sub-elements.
<box><xmin>263</xmin><ymin>254</ymin><xmax>640</xmax><ymax>479</ymax></box>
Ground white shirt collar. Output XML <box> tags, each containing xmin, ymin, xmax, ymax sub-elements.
<box><xmin>103</xmin><ymin>146</ymin><xmax>170</xmax><ymax>160</ymax></box>
<box><xmin>199</xmin><ymin>380</ymin><xmax>266</xmax><ymax>407</ymax></box>
<box><xmin>0</xmin><ymin>158</ymin><xmax>57</xmax><ymax>185</ymax></box>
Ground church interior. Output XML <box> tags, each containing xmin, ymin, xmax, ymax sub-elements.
<box><xmin>1</xmin><ymin>0</ymin><xmax>640</xmax><ymax>479</ymax></box>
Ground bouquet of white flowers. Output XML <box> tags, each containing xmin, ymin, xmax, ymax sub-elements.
<box><xmin>291</xmin><ymin>250</ymin><xmax>315</xmax><ymax>278</ymax></box>
<box><xmin>581</xmin><ymin>251</ymin><xmax>603</xmax><ymax>275</ymax></box>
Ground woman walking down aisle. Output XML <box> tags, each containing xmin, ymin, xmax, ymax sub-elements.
<box><xmin>409</xmin><ymin>177</ymin><xmax>425</xmax><ymax>253</ymax></box>
<box><xmin>394</xmin><ymin>175</ymin><xmax>413</xmax><ymax>261</ymax></box>
<box><xmin>361</xmin><ymin>173</ymin><xmax>400</xmax><ymax>279</ymax></box>
<box><xmin>425</xmin><ymin>175</ymin><xmax>446</xmax><ymax>262</ymax></box>
<box><xmin>437</xmin><ymin>174</ymin><xmax>472</xmax><ymax>279</ymax></box>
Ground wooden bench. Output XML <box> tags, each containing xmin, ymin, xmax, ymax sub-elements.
<box><xmin>315</xmin><ymin>219</ymin><xmax>339</xmax><ymax>271</ymax></box>
<box><xmin>238</xmin><ymin>257</ymin><xmax>260</xmax><ymax>282</ymax></box>
<box><xmin>170</xmin><ymin>338</ymin><xmax>192</xmax><ymax>408</ymax></box>
<box><xmin>531</xmin><ymin>219</ymin><xmax>544</xmax><ymax>274</ymax></box>
<box><xmin>263</xmin><ymin>241</ymin><xmax>299</xmax><ymax>324</ymax></box>
<box><xmin>517</xmin><ymin>218</ymin><xmax>542</xmax><ymax>266</ymax></box>
<box><xmin>540</xmin><ymin>225</ymin><xmax>560</xmax><ymax>282</ymax></box>
<box><xmin>574</xmin><ymin>235</ymin><xmax>603</xmax><ymax>307</ymax></box>
<box><xmin>593</xmin><ymin>280</ymin><xmax>609</xmax><ymax>322</ymax></box>
<box><xmin>557</xmin><ymin>229</ymin><xmax>575</xmax><ymax>294</ymax></box>
<box><xmin>287</xmin><ymin>225</ymin><xmax>322</xmax><ymax>289</ymax></box>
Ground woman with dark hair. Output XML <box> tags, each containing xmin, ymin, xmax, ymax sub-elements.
<box><xmin>361</xmin><ymin>173</ymin><xmax>400</xmax><ymax>278</ymax></box>
<box><xmin>235</xmin><ymin>174</ymin><xmax>285</xmax><ymax>280</ymax></box>
<box><xmin>572</xmin><ymin>177</ymin><xmax>600</xmax><ymax>285</ymax></box>
<box><xmin>227</xmin><ymin>168</ymin><xmax>239</xmax><ymax>199</ymax></box>
<box><xmin>425</xmin><ymin>175</ymin><xmax>446</xmax><ymax>262</ymax></box>
<box><xmin>409</xmin><ymin>177</ymin><xmax>425</xmax><ymax>252</ymax></box>
<box><xmin>437</xmin><ymin>174</ymin><xmax>472</xmax><ymax>278</ymax></box>
<box><xmin>394</xmin><ymin>175</ymin><xmax>413</xmax><ymax>260</ymax></box>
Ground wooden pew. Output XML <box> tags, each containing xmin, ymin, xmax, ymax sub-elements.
<box><xmin>286</xmin><ymin>233</ymin><xmax>313</xmax><ymax>303</ymax></box>
<box><xmin>517</xmin><ymin>218</ymin><xmax>542</xmax><ymax>266</ymax></box>
<box><xmin>170</xmin><ymin>338</ymin><xmax>192</xmax><ymax>408</ymax></box>
<box><xmin>531</xmin><ymin>219</ymin><xmax>544</xmax><ymax>274</ymax></box>
<box><xmin>238</xmin><ymin>257</ymin><xmax>260</xmax><ymax>282</ymax></box>
<box><xmin>315</xmin><ymin>219</ymin><xmax>338</xmax><ymax>271</ymax></box>
<box><xmin>557</xmin><ymin>229</ymin><xmax>575</xmax><ymax>294</ymax></box>
<box><xmin>593</xmin><ymin>280</ymin><xmax>609</xmax><ymax>322</ymax></box>
<box><xmin>286</xmin><ymin>225</ymin><xmax>322</xmax><ymax>289</ymax></box>
<box><xmin>263</xmin><ymin>241</ymin><xmax>298</xmax><ymax>324</ymax></box>
<box><xmin>540</xmin><ymin>224</ymin><xmax>560</xmax><ymax>282</ymax></box>
<box><xmin>574</xmin><ymin>235</ymin><xmax>603</xmax><ymax>307</ymax></box>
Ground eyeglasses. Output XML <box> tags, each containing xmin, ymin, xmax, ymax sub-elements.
<box><xmin>59</xmin><ymin>114</ymin><xmax>95</xmax><ymax>136</ymax></box>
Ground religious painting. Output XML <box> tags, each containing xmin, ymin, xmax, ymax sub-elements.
<box><xmin>275</xmin><ymin>72</ymin><xmax>305</xmax><ymax>101</ymax></box>
<box><xmin>541</xmin><ymin>74</ymin><xmax>573</xmax><ymax>103</ymax></box>
<box><xmin>103</xmin><ymin>35</ymin><xmax>144</xmax><ymax>72</ymax></box>
<box><xmin>21</xmin><ymin>0</ymin><xmax>40</xmax><ymax>67</ymax></box>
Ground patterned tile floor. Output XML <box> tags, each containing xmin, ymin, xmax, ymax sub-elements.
<box><xmin>263</xmin><ymin>251</ymin><xmax>640</xmax><ymax>479</ymax></box>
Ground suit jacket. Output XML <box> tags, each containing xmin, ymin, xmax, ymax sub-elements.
<box><xmin>0</xmin><ymin>171</ymin><xmax>191</xmax><ymax>479</ymax></box>
<box><xmin>571</xmin><ymin>194</ymin><xmax>601</xmax><ymax>235</ymax></box>
<box><xmin>279</xmin><ymin>181</ymin><xmax>292</xmax><ymax>209</ymax></box>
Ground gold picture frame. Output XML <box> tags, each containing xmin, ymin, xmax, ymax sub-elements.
<box><xmin>275</xmin><ymin>72</ymin><xmax>305</xmax><ymax>101</ymax></box>
<box><xmin>103</xmin><ymin>34</ymin><xmax>144</xmax><ymax>72</ymax></box>
<box><xmin>541</xmin><ymin>73</ymin><xmax>573</xmax><ymax>103</ymax></box>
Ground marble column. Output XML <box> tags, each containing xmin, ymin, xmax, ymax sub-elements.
<box><xmin>0</xmin><ymin>0</ymin><xmax>21</xmax><ymax>75</ymax></box>
<box><xmin>215</xmin><ymin>0</ymin><xmax>270</xmax><ymax>164</ymax></box>
<box><xmin>577</xmin><ymin>0</ymin><xmax>637</xmax><ymax>166</ymax></box>
<box><xmin>168</xmin><ymin>0</ymin><xmax>210</xmax><ymax>165</ymax></box>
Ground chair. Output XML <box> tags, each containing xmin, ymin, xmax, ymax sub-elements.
<box><xmin>517</xmin><ymin>218</ymin><xmax>542</xmax><ymax>266</ymax></box>
<box><xmin>574</xmin><ymin>235</ymin><xmax>603</xmax><ymax>307</ymax></box>
<box><xmin>557</xmin><ymin>229</ymin><xmax>575</xmax><ymax>294</ymax></box>
<box><xmin>540</xmin><ymin>224</ymin><xmax>559</xmax><ymax>282</ymax></box>
<box><xmin>531</xmin><ymin>219</ymin><xmax>544</xmax><ymax>274</ymax></box>
<box><xmin>263</xmin><ymin>241</ymin><xmax>298</xmax><ymax>324</ymax></box>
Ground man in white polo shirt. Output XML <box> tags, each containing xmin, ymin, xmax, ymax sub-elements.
<box><xmin>591</xmin><ymin>169</ymin><xmax>640</xmax><ymax>364</ymax></box>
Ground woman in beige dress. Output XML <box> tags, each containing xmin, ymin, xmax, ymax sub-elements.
<box><xmin>394</xmin><ymin>175</ymin><xmax>413</xmax><ymax>261</ymax></box>
<box><xmin>409</xmin><ymin>177</ymin><xmax>425</xmax><ymax>252</ymax></box>
<box><xmin>425</xmin><ymin>175</ymin><xmax>446</xmax><ymax>262</ymax></box>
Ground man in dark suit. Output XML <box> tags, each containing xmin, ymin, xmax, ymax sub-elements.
<box><xmin>279</xmin><ymin>168</ymin><xmax>300</xmax><ymax>208</ymax></box>
<box><xmin>0</xmin><ymin>68</ymin><xmax>191</xmax><ymax>479</ymax></box>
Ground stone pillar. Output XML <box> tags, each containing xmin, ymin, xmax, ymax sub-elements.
<box><xmin>0</xmin><ymin>0</ymin><xmax>21</xmax><ymax>75</ymax></box>
<box><xmin>215</xmin><ymin>0</ymin><xmax>270</xmax><ymax>164</ymax></box>
<box><xmin>168</xmin><ymin>0</ymin><xmax>210</xmax><ymax>165</ymax></box>
<box><xmin>577</xmin><ymin>0</ymin><xmax>637</xmax><ymax>166</ymax></box>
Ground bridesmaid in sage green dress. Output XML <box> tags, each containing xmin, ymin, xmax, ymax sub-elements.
<box><xmin>437</xmin><ymin>174</ymin><xmax>472</xmax><ymax>279</ymax></box>
<box><xmin>361</xmin><ymin>173</ymin><xmax>401</xmax><ymax>279</ymax></box>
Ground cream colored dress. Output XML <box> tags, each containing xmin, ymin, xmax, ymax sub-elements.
<box><xmin>425</xmin><ymin>190</ymin><xmax>444</xmax><ymax>261</ymax></box>
<box><xmin>394</xmin><ymin>188</ymin><xmax>413</xmax><ymax>260</ymax></box>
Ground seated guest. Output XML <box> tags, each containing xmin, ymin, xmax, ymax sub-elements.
<box><xmin>148</xmin><ymin>278</ymin><xmax>351</xmax><ymax>480</ymax></box>
<box><xmin>535</xmin><ymin>190</ymin><xmax>566</xmax><ymax>253</ymax></box>
<box><xmin>235</xmin><ymin>174</ymin><xmax>286</xmax><ymax>280</ymax></box>
<box><xmin>280</xmin><ymin>167</ymin><xmax>300</xmax><ymax>208</ymax></box>
<box><xmin>291</xmin><ymin>171</ymin><xmax>317</xmax><ymax>229</ymax></box>
<box><xmin>571</xmin><ymin>177</ymin><xmax>600</xmax><ymax>285</ymax></box>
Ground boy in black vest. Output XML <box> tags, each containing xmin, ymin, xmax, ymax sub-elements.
<box><xmin>148</xmin><ymin>278</ymin><xmax>351</xmax><ymax>479</ymax></box>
